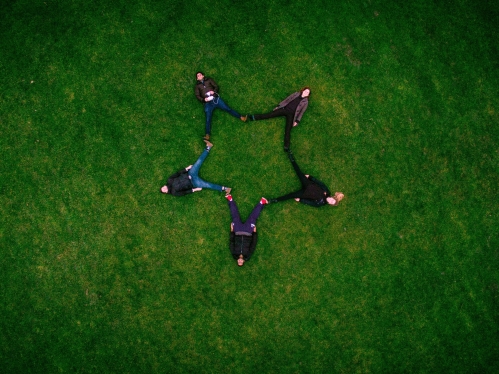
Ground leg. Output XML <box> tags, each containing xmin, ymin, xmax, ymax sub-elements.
<box><xmin>272</xmin><ymin>189</ymin><xmax>305</xmax><ymax>202</ymax></box>
<box><xmin>253</xmin><ymin>107</ymin><xmax>287</xmax><ymax>121</ymax></box>
<box><xmin>228</xmin><ymin>199</ymin><xmax>243</xmax><ymax>229</ymax></box>
<box><xmin>188</xmin><ymin>148</ymin><xmax>209</xmax><ymax>178</ymax></box>
<box><xmin>215</xmin><ymin>97</ymin><xmax>241</xmax><ymax>118</ymax></box>
<box><xmin>245</xmin><ymin>201</ymin><xmax>265</xmax><ymax>227</ymax></box>
<box><xmin>288</xmin><ymin>154</ymin><xmax>309</xmax><ymax>187</ymax></box>
<box><xmin>191</xmin><ymin>177</ymin><xmax>224</xmax><ymax>192</ymax></box>
<box><xmin>283</xmin><ymin>112</ymin><xmax>294</xmax><ymax>150</ymax></box>
<box><xmin>204</xmin><ymin>102</ymin><xmax>215</xmax><ymax>135</ymax></box>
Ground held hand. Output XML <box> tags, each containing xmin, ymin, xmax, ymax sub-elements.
<box><xmin>305</xmin><ymin>174</ymin><xmax>310</xmax><ymax>178</ymax></box>
<box><xmin>293</xmin><ymin>121</ymin><xmax>298</xmax><ymax>127</ymax></box>
<box><xmin>186</xmin><ymin>165</ymin><xmax>193</xmax><ymax>170</ymax></box>
<box><xmin>294</xmin><ymin>198</ymin><xmax>300</xmax><ymax>202</ymax></box>
<box><xmin>273</xmin><ymin>106</ymin><xmax>279</xmax><ymax>111</ymax></box>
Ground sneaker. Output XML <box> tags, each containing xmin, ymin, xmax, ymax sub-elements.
<box><xmin>240</xmin><ymin>115</ymin><xmax>247</xmax><ymax>122</ymax></box>
<box><xmin>224</xmin><ymin>187</ymin><xmax>232</xmax><ymax>194</ymax></box>
<box><xmin>260</xmin><ymin>197</ymin><xmax>269</xmax><ymax>205</ymax></box>
<box><xmin>225</xmin><ymin>194</ymin><xmax>233</xmax><ymax>201</ymax></box>
<box><xmin>203</xmin><ymin>139</ymin><xmax>213</xmax><ymax>148</ymax></box>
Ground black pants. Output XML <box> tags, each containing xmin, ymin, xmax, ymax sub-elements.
<box><xmin>254</xmin><ymin>107</ymin><xmax>294</xmax><ymax>149</ymax></box>
<box><xmin>273</xmin><ymin>153</ymin><xmax>310</xmax><ymax>202</ymax></box>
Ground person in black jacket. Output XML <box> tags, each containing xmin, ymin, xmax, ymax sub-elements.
<box><xmin>269</xmin><ymin>150</ymin><xmax>344</xmax><ymax>207</ymax></box>
<box><xmin>248</xmin><ymin>87</ymin><xmax>310</xmax><ymax>151</ymax></box>
<box><xmin>226</xmin><ymin>194</ymin><xmax>268</xmax><ymax>266</ymax></box>
<box><xmin>195</xmin><ymin>72</ymin><xmax>247</xmax><ymax>141</ymax></box>
<box><xmin>160</xmin><ymin>140</ymin><xmax>231</xmax><ymax>196</ymax></box>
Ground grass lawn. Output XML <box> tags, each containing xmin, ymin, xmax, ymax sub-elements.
<box><xmin>1</xmin><ymin>0</ymin><xmax>498</xmax><ymax>372</ymax></box>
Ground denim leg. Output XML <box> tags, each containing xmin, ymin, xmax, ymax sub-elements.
<box><xmin>215</xmin><ymin>97</ymin><xmax>241</xmax><ymax>118</ymax></box>
<box><xmin>190</xmin><ymin>177</ymin><xmax>224</xmax><ymax>192</ymax></box>
<box><xmin>188</xmin><ymin>148</ymin><xmax>224</xmax><ymax>192</ymax></box>
<box><xmin>188</xmin><ymin>148</ymin><xmax>209</xmax><ymax>178</ymax></box>
<box><xmin>204</xmin><ymin>102</ymin><xmax>215</xmax><ymax>134</ymax></box>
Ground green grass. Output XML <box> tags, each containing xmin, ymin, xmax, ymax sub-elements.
<box><xmin>1</xmin><ymin>0</ymin><xmax>499</xmax><ymax>372</ymax></box>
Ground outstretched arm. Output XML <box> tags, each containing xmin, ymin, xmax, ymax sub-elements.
<box><xmin>247</xmin><ymin>231</ymin><xmax>258</xmax><ymax>259</ymax></box>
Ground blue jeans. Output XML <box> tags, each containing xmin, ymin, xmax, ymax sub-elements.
<box><xmin>204</xmin><ymin>96</ymin><xmax>241</xmax><ymax>135</ymax></box>
<box><xmin>188</xmin><ymin>148</ymin><xmax>224</xmax><ymax>192</ymax></box>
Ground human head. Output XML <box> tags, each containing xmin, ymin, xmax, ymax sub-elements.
<box><xmin>196</xmin><ymin>72</ymin><xmax>205</xmax><ymax>81</ymax></box>
<box><xmin>237</xmin><ymin>254</ymin><xmax>245</xmax><ymax>267</ymax></box>
<box><xmin>160</xmin><ymin>185</ymin><xmax>169</xmax><ymax>194</ymax></box>
<box><xmin>327</xmin><ymin>192</ymin><xmax>344</xmax><ymax>205</ymax></box>
<box><xmin>300</xmin><ymin>87</ymin><xmax>311</xmax><ymax>98</ymax></box>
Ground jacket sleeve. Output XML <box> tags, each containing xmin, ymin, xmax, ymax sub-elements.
<box><xmin>294</xmin><ymin>99</ymin><xmax>309</xmax><ymax>122</ymax></box>
<box><xmin>299</xmin><ymin>198</ymin><xmax>324</xmax><ymax>207</ymax></box>
<box><xmin>229</xmin><ymin>231</ymin><xmax>237</xmax><ymax>258</ymax></box>
<box><xmin>277</xmin><ymin>92</ymin><xmax>300</xmax><ymax>108</ymax></box>
<box><xmin>168</xmin><ymin>169</ymin><xmax>187</xmax><ymax>183</ymax></box>
<box><xmin>247</xmin><ymin>231</ymin><xmax>258</xmax><ymax>260</ymax></box>
<box><xmin>206</xmin><ymin>78</ymin><xmax>219</xmax><ymax>94</ymax></box>
<box><xmin>171</xmin><ymin>188</ymin><xmax>193</xmax><ymax>197</ymax></box>
<box><xmin>195</xmin><ymin>84</ymin><xmax>205</xmax><ymax>103</ymax></box>
<box><xmin>308</xmin><ymin>175</ymin><xmax>331</xmax><ymax>195</ymax></box>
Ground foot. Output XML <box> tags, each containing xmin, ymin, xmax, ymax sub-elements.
<box><xmin>269</xmin><ymin>199</ymin><xmax>278</xmax><ymax>204</ymax></box>
<box><xmin>225</xmin><ymin>194</ymin><xmax>233</xmax><ymax>201</ymax></box>
<box><xmin>260</xmin><ymin>197</ymin><xmax>269</xmax><ymax>205</ymax></box>
<box><xmin>284</xmin><ymin>146</ymin><xmax>290</xmax><ymax>152</ymax></box>
<box><xmin>248</xmin><ymin>114</ymin><xmax>255</xmax><ymax>121</ymax></box>
<box><xmin>224</xmin><ymin>187</ymin><xmax>232</xmax><ymax>194</ymax></box>
<box><xmin>203</xmin><ymin>139</ymin><xmax>213</xmax><ymax>148</ymax></box>
<box><xmin>203</xmin><ymin>134</ymin><xmax>210</xmax><ymax>141</ymax></box>
<box><xmin>240</xmin><ymin>115</ymin><xmax>247</xmax><ymax>122</ymax></box>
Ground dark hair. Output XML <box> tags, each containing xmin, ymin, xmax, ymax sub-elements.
<box><xmin>196</xmin><ymin>71</ymin><xmax>204</xmax><ymax>79</ymax></box>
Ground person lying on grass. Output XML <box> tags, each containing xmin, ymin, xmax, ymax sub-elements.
<box><xmin>226</xmin><ymin>194</ymin><xmax>268</xmax><ymax>267</ymax></box>
<box><xmin>248</xmin><ymin>87</ymin><xmax>310</xmax><ymax>151</ymax></box>
<box><xmin>160</xmin><ymin>140</ymin><xmax>231</xmax><ymax>196</ymax></box>
<box><xmin>194</xmin><ymin>71</ymin><xmax>247</xmax><ymax>141</ymax></box>
<box><xmin>269</xmin><ymin>150</ymin><xmax>344</xmax><ymax>207</ymax></box>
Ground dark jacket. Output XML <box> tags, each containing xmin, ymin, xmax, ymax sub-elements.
<box><xmin>167</xmin><ymin>169</ymin><xmax>193</xmax><ymax>196</ymax></box>
<box><xmin>195</xmin><ymin>78</ymin><xmax>219</xmax><ymax>103</ymax></box>
<box><xmin>229</xmin><ymin>231</ymin><xmax>258</xmax><ymax>261</ymax></box>
<box><xmin>276</xmin><ymin>92</ymin><xmax>309</xmax><ymax>123</ymax></box>
<box><xmin>300</xmin><ymin>176</ymin><xmax>331</xmax><ymax>207</ymax></box>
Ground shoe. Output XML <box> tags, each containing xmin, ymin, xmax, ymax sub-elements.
<box><xmin>284</xmin><ymin>146</ymin><xmax>290</xmax><ymax>152</ymax></box>
<box><xmin>203</xmin><ymin>139</ymin><xmax>213</xmax><ymax>148</ymax></box>
<box><xmin>269</xmin><ymin>199</ymin><xmax>278</xmax><ymax>204</ymax></box>
<box><xmin>203</xmin><ymin>134</ymin><xmax>210</xmax><ymax>141</ymax></box>
<box><xmin>260</xmin><ymin>197</ymin><xmax>269</xmax><ymax>205</ymax></box>
<box><xmin>225</xmin><ymin>194</ymin><xmax>233</xmax><ymax>201</ymax></box>
<box><xmin>240</xmin><ymin>115</ymin><xmax>247</xmax><ymax>122</ymax></box>
<box><xmin>249</xmin><ymin>114</ymin><xmax>255</xmax><ymax>121</ymax></box>
<box><xmin>224</xmin><ymin>187</ymin><xmax>232</xmax><ymax>194</ymax></box>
